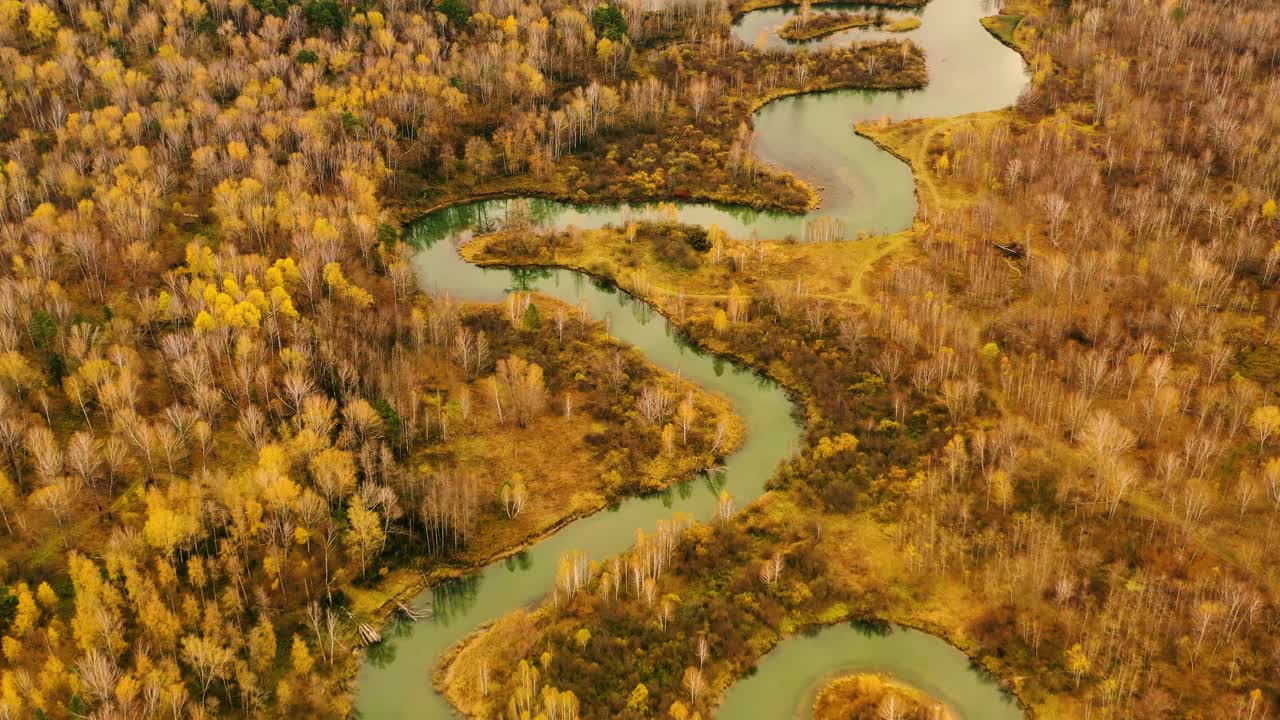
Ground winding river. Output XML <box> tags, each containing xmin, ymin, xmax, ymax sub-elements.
<box><xmin>354</xmin><ymin>0</ymin><xmax>1027</xmax><ymax>717</ymax></box>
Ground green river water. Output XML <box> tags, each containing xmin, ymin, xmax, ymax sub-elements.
<box><xmin>355</xmin><ymin>0</ymin><xmax>1028</xmax><ymax>717</ymax></box>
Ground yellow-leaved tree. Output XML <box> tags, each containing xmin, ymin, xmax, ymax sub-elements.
<box><xmin>344</xmin><ymin>499</ymin><xmax>384</xmax><ymax>576</ymax></box>
<box><xmin>25</xmin><ymin>1</ymin><xmax>58</xmax><ymax>42</ymax></box>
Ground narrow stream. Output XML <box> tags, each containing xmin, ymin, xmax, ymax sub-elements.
<box><xmin>355</xmin><ymin>0</ymin><xmax>1027</xmax><ymax>717</ymax></box>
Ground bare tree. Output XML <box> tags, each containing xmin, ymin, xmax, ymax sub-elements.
<box><xmin>637</xmin><ymin>384</ymin><xmax>672</xmax><ymax>425</ymax></box>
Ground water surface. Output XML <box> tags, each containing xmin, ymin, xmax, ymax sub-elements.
<box><xmin>718</xmin><ymin>623</ymin><xmax>1022</xmax><ymax>720</ymax></box>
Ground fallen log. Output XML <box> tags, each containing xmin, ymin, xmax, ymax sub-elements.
<box><xmin>396</xmin><ymin>600</ymin><xmax>432</xmax><ymax>621</ymax></box>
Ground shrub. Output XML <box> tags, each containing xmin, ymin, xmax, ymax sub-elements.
<box><xmin>303</xmin><ymin>0</ymin><xmax>344</xmax><ymax>32</ymax></box>
<box><xmin>249</xmin><ymin>0</ymin><xmax>292</xmax><ymax>17</ymax></box>
<box><xmin>591</xmin><ymin>3</ymin><xmax>627</xmax><ymax>40</ymax></box>
<box><xmin>437</xmin><ymin>0</ymin><xmax>471</xmax><ymax>27</ymax></box>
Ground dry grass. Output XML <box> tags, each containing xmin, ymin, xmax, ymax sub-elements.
<box><xmin>465</xmin><ymin>224</ymin><xmax>910</xmax><ymax>312</ymax></box>
<box><xmin>885</xmin><ymin>16</ymin><xmax>922</xmax><ymax>32</ymax></box>
<box><xmin>857</xmin><ymin>111</ymin><xmax>1013</xmax><ymax>213</ymax></box>
<box><xmin>980</xmin><ymin>14</ymin><xmax>1024</xmax><ymax>47</ymax></box>
<box><xmin>814</xmin><ymin>673</ymin><xmax>957</xmax><ymax>720</ymax></box>
<box><xmin>436</xmin><ymin>608</ymin><xmax>541</xmax><ymax>715</ymax></box>
<box><xmin>737</xmin><ymin>0</ymin><xmax>926</xmax><ymax>14</ymax></box>
<box><xmin>777</xmin><ymin>13</ymin><xmax>880</xmax><ymax>42</ymax></box>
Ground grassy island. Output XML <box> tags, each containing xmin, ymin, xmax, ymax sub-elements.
<box><xmin>777</xmin><ymin>11</ymin><xmax>884</xmax><ymax>41</ymax></box>
<box><xmin>814</xmin><ymin>674</ymin><xmax>955</xmax><ymax>720</ymax></box>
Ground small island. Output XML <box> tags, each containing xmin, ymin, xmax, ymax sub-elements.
<box><xmin>778</xmin><ymin>10</ymin><xmax>884</xmax><ymax>41</ymax></box>
<box><xmin>777</xmin><ymin>6</ymin><xmax>921</xmax><ymax>41</ymax></box>
<box><xmin>885</xmin><ymin>15</ymin><xmax>922</xmax><ymax>31</ymax></box>
<box><xmin>814</xmin><ymin>673</ymin><xmax>956</xmax><ymax>720</ymax></box>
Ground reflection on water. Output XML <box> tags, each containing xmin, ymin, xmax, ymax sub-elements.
<box><xmin>360</xmin><ymin>622</ymin><xmax>404</xmax><ymax>669</ymax></box>
<box><xmin>430</xmin><ymin>575</ymin><xmax>484</xmax><ymax>626</ymax></box>
<box><xmin>502</xmin><ymin>551</ymin><xmax>533</xmax><ymax>573</ymax></box>
<box><xmin>507</xmin><ymin>267</ymin><xmax>553</xmax><ymax>292</ymax></box>
<box><xmin>851</xmin><ymin>618</ymin><xmax>893</xmax><ymax>637</ymax></box>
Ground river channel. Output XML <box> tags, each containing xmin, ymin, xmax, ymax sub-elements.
<box><xmin>355</xmin><ymin>0</ymin><xmax>1027</xmax><ymax>716</ymax></box>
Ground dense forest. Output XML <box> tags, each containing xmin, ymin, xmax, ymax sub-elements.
<box><xmin>3</xmin><ymin>0</ymin><xmax>1279</xmax><ymax>715</ymax></box>
<box><xmin>0</xmin><ymin>0</ymin><xmax>770</xmax><ymax>714</ymax></box>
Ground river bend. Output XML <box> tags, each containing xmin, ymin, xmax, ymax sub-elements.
<box><xmin>355</xmin><ymin>0</ymin><xmax>1026</xmax><ymax>717</ymax></box>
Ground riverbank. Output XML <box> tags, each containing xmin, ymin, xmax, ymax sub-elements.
<box><xmin>463</xmin><ymin>220</ymin><xmax>910</xmax><ymax>317</ymax></box>
<box><xmin>338</xmin><ymin>293</ymin><xmax>746</xmax><ymax>710</ymax></box>
<box><xmin>390</xmin><ymin>64</ymin><xmax>927</xmax><ymax>228</ymax></box>
<box><xmin>457</xmin><ymin>230</ymin><xmax>827</xmax><ymax>423</ymax></box>
<box><xmin>353</xmin><ymin>179</ymin><xmax>812</xmax><ymax>718</ymax></box>
<box><xmin>980</xmin><ymin>14</ymin><xmax>1025</xmax><ymax>52</ymax></box>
